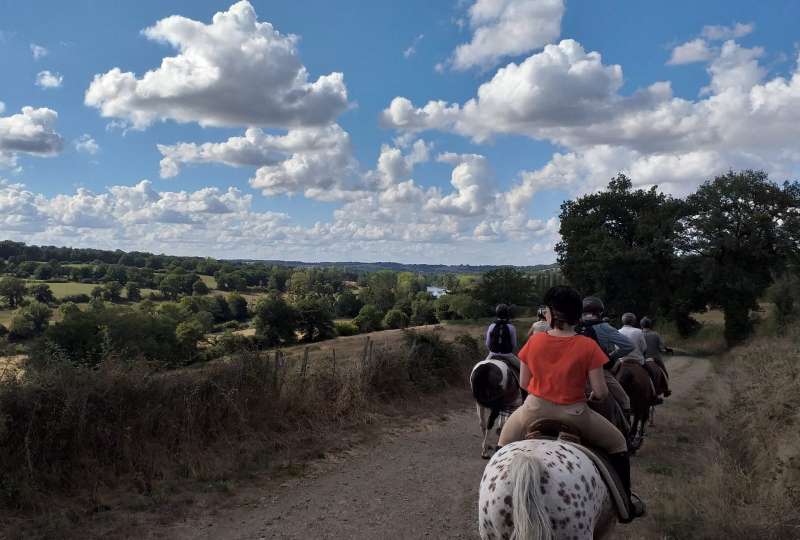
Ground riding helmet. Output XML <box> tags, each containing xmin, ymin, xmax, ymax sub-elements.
<box><xmin>640</xmin><ymin>317</ymin><xmax>653</xmax><ymax>329</ymax></box>
<box><xmin>582</xmin><ymin>296</ymin><xmax>605</xmax><ymax>315</ymax></box>
<box><xmin>621</xmin><ymin>312</ymin><xmax>637</xmax><ymax>326</ymax></box>
<box><xmin>495</xmin><ymin>303</ymin><xmax>510</xmax><ymax>319</ymax></box>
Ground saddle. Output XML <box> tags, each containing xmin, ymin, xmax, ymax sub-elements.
<box><xmin>525</xmin><ymin>420</ymin><xmax>632</xmax><ymax>523</ymax></box>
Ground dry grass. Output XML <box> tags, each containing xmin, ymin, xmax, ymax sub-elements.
<box><xmin>621</xmin><ymin>336</ymin><xmax>800</xmax><ymax>539</ymax></box>
<box><xmin>222</xmin><ymin>320</ymin><xmax>492</xmax><ymax>375</ymax></box>
<box><xmin>0</xmin><ymin>328</ymin><xmax>480</xmax><ymax>539</ymax></box>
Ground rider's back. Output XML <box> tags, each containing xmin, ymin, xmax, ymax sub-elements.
<box><xmin>619</xmin><ymin>325</ymin><xmax>646</xmax><ymax>363</ymax></box>
<box><xmin>519</xmin><ymin>332</ymin><xmax>607</xmax><ymax>405</ymax></box>
<box><xmin>486</xmin><ymin>320</ymin><xmax>516</xmax><ymax>354</ymax></box>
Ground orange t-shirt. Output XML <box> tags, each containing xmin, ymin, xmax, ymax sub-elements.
<box><xmin>519</xmin><ymin>332</ymin><xmax>607</xmax><ymax>405</ymax></box>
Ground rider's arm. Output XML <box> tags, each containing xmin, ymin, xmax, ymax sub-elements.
<box><xmin>485</xmin><ymin>324</ymin><xmax>493</xmax><ymax>350</ymax></box>
<box><xmin>598</xmin><ymin>324</ymin><xmax>634</xmax><ymax>360</ymax></box>
<box><xmin>519</xmin><ymin>361</ymin><xmax>531</xmax><ymax>390</ymax></box>
<box><xmin>588</xmin><ymin>367</ymin><xmax>609</xmax><ymax>401</ymax></box>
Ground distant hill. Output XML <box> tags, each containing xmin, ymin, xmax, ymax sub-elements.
<box><xmin>233</xmin><ymin>259</ymin><xmax>560</xmax><ymax>274</ymax></box>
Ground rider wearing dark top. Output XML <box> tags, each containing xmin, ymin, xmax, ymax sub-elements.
<box><xmin>578</xmin><ymin>296</ymin><xmax>635</xmax><ymax>414</ymax></box>
<box><xmin>485</xmin><ymin>304</ymin><xmax>520</xmax><ymax>372</ymax></box>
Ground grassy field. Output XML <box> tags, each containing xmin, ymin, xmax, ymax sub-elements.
<box><xmin>24</xmin><ymin>280</ymin><xmax>97</xmax><ymax>298</ymax></box>
<box><xmin>198</xmin><ymin>274</ymin><xmax>217</xmax><ymax>289</ymax></box>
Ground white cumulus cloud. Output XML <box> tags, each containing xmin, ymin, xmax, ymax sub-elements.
<box><xmin>451</xmin><ymin>0</ymin><xmax>564</xmax><ymax>71</ymax></box>
<box><xmin>0</xmin><ymin>106</ymin><xmax>64</xmax><ymax>167</ymax></box>
<box><xmin>35</xmin><ymin>70</ymin><xmax>63</xmax><ymax>89</ymax></box>
<box><xmin>701</xmin><ymin>22</ymin><xmax>754</xmax><ymax>41</ymax></box>
<box><xmin>383</xmin><ymin>35</ymin><xmax>800</xmax><ymax>210</ymax></box>
<box><xmin>74</xmin><ymin>134</ymin><xmax>100</xmax><ymax>155</ymax></box>
<box><xmin>85</xmin><ymin>1</ymin><xmax>348</xmax><ymax>130</ymax></box>
<box><xmin>667</xmin><ymin>39</ymin><xmax>713</xmax><ymax>65</ymax></box>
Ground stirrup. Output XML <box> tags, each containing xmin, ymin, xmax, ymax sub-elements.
<box><xmin>620</xmin><ymin>493</ymin><xmax>647</xmax><ymax>523</ymax></box>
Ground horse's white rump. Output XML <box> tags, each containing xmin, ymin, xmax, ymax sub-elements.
<box><xmin>478</xmin><ymin>439</ymin><xmax>616</xmax><ymax>540</ymax></box>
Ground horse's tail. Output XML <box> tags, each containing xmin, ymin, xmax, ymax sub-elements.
<box><xmin>509</xmin><ymin>451</ymin><xmax>554</xmax><ymax>540</ymax></box>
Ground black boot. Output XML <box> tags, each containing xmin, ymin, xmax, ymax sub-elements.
<box><xmin>608</xmin><ymin>452</ymin><xmax>646</xmax><ymax>523</ymax></box>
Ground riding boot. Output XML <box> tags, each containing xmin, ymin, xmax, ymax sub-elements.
<box><xmin>608</xmin><ymin>452</ymin><xmax>646</xmax><ymax>523</ymax></box>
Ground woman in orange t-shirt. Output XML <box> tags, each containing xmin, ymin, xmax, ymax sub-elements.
<box><xmin>497</xmin><ymin>285</ymin><xmax>645</xmax><ymax>520</ymax></box>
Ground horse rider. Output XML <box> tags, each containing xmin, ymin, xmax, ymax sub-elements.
<box><xmin>641</xmin><ymin>317</ymin><xmax>672</xmax><ymax>397</ymax></box>
<box><xmin>579</xmin><ymin>297</ymin><xmax>634</xmax><ymax>416</ymax></box>
<box><xmin>527</xmin><ymin>306</ymin><xmax>549</xmax><ymax>337</ymax></box>
<box><xmin>498</xmin><ymin>286</ymin><xmax>646</xmax><ymax>521</ymax></box>
<box><xmin>619</xmin><ymin>313</ymin><xmax>662</xmax><ymax>405</ymax></box>
<box><xmin>485</xmin><ymin>304</ymin><xmax>520</xmax><ymax>372</ymax></box>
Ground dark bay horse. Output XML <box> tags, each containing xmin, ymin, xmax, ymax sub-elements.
<box><xmin>616</xmin><ymin>361</ymin><xmax>655</xmax><ymax>452</ymax></box>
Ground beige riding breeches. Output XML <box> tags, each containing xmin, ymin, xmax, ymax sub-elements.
<box><xmin>498</xmin><ymin>394</ymin><xmax>628</xmax><ymax>453</ymax></box>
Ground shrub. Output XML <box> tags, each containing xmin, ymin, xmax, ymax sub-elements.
<box><xmin>334</xmin><ymin>321</ymin><xmax>358</xmax><ymax>336</ymax></box>
<box><xmin>28</xmin><ymin>283</ymin><xmax>55</xmax><ymax>305</ymax></box>
<box><xmin>41</xmin><ymin>305</ymin><xmax>184</xmax><ymax>367</ymax></box>
<box><xmin>294</xmin><ymin>296</ymin><xmax>335</xmax><ymax>342</ymax></box>
<box><xmin>8</xmin><ymin>314</ymin><xmax>35</xmax><ymax>340</ymax></box>
<box><xmin>0</xmin><ymin>277</ymin><xmax>26</xmax><ymax>308</ymax></box>
<box><xmin>192</xmin><ymin>280</ymin><xmax>210</xmax><ymax>296</ymax></box>
<box><xmin>769</xmin><ymin>274</ymin><xmax>799</xmax><ymax>335</ymax></box>
<box><xmin>61</xmin><ymin>293</ymin><xmax>90</xmax><ymax>304</ymax></box>
<box><xmin>334</xmin><ymin>290</ymin><xmax>362</xmax><ymax>318</ymax></box>
<box><xmin>227</xmin><ymin>293</ymin><xmax>249</xmax><ymax>321</ymax></box>
<box><xmin>7</xmin><ymin>302</ymin><xmax>52</xmax><ymax>340</ymax></box>
<box><xmin>220</xmin><ymin>320</ymin><xmax>242</xmax><ymax>331</ymax></box>
<box><xmin>410</xmin><ymin>297</ymin><xmax>438</xmax><ymax>326</ymax></box>
<box><xmin>383</xmin><ymin>309</ymin><xmax>409</xmax><ymax>329</ymax></box>
<box><xmin>253</xmin><ymin>294</ymin><xmax>298</xmax><ymax>346</ymax></box>
<box><xmin>126</xmin><ymin>282</ymin><xmax>142</xmax><ymax>302</ymax></box>
<box><xmin>354</xmin><ymin>304</ymin><xmax>383</xmax><ymax>333</ymax></box>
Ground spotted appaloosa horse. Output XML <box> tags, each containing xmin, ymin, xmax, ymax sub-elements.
<box><xmin>479</xmin><ymin>440</ymin><xmax>616</xmax><ymax>540</ymax></box>
<box><xmin>471</xmin><ymin>358</ymin><xmax>523</xmax><ymax>459</ymax></box>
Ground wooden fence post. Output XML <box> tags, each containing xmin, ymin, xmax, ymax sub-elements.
<box><xmin>361</xmin><ymin>336</ymin><xmax>371</xmax><ymax>368</ymax></box>
<box><xmin>301</xmin><ymin>346</ymin><xmax>310</xmax><ymax>377</ymax></box>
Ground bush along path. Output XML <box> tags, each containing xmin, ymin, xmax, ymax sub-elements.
<box><xmin>163</xmin><ymin>355</ymin><xmax>711</xmax><ymax>540</ymax></box>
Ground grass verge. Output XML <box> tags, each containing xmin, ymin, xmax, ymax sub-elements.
<box><xmin>0</xmin><ymin>328</ymin><xmax>481</xmax><ymax>539</ymax></box>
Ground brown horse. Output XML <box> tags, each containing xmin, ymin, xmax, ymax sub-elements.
<box><xmin>616</xmin><ymin>361</ymin><xmax>654</xmax><ymax>452</ymax></box>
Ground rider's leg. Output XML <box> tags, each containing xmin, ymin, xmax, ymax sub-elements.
<box><xmin>574</xmin><ymin>408</ymin><xmax>645</xmax><ymax>521</ymax></box>
<box><xmin>607</xmin><ymin>452</ymin><xmax>646</xmax><ymax>521</ymax></box>
<box><xmin>654</xmin><ymin>357</ymin><xmax>671</xmax><ymax>395</ymax></box>
<box><xmin>605</xmin><ymin>370</ymin><xmax>631</xmax><ymax>413</ymax></box>
<box><xmin>643</xmin><ymin>361</ymin><xmax>665</xmax><ymax>403</ymax></box>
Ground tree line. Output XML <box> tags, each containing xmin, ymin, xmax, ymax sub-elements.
<box><xmin>557</xmin><ymin>170</ymin><xmax>799</xmax><ymax>345</ymax></box>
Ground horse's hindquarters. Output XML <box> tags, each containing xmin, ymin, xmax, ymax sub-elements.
<box><xmin>479</xmin><ymin>440</ymin><xmax>614</xmax><ymax>540</ymax></box>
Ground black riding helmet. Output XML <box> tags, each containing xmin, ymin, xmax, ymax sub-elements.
<box><xmin>542</xmin><ymin>286</ymin><xmax>582</xmax><ymax>326</ymax></box>
<box><xmin>495</xmin><ymin>303</ymin><xmax>510</xmax><ymax>319</ymax></box>
<box><xmin>582</xmin><ymin>296</ymin><xmax>605</xmax><ymax>315</ymax></box>
<box><xmin>640</xmin><ymin>317</ymin><xmax>653</xmax><ymax>329</ymax></box>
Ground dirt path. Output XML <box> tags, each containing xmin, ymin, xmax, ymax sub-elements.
<box><xmin>166</xmin><ymin>355</ymin><xmax>711</xmax><ymax>540</ymax></box>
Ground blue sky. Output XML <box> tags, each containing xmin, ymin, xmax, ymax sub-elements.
<box><xmin>1</xmin><ymin>1</ymin><xmax>799</xmax><ymax>263</ymax></box>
